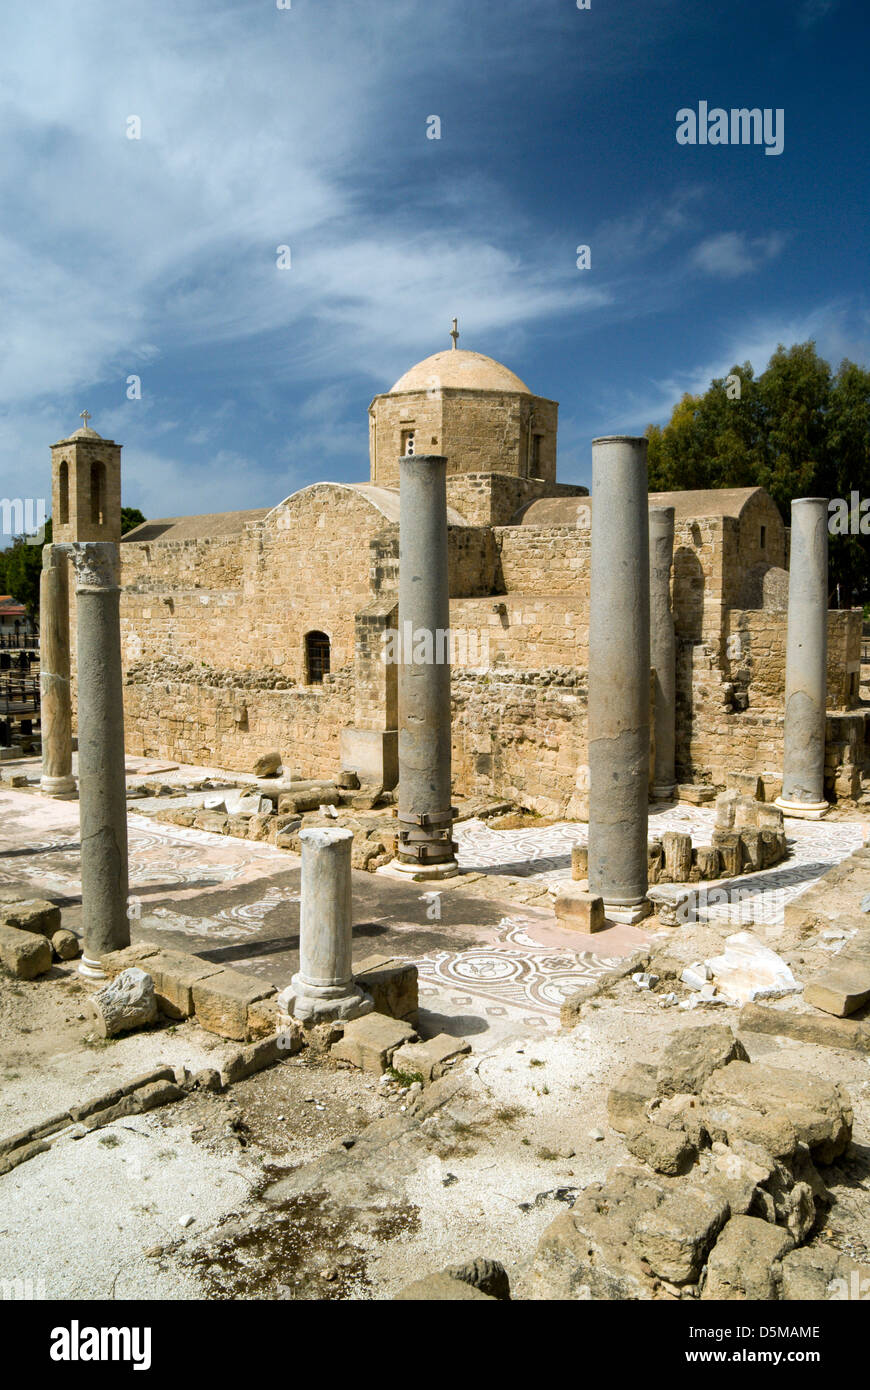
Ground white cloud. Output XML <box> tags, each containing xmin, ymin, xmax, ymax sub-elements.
<box><xmin>690</xmin><ymin>232</ymin><xmax>785</xmax><ymax>279</ymax></box>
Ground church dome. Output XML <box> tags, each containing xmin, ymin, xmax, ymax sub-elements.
<box><xmin>389</xmin><ymin>349</ymin><xmax>532</xmax><ymax>396</ymax></box>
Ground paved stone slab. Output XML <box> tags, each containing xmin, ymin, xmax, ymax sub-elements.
<box><xmin>392</xmin><ymin>1033</ymin><xmax>470</xmax><ymax>1083</ymax></box>
<box><xmin>191</xmin><ymin>969</ymin><xmax>276</xmax><ymax>1040</ymax></box>
<box><xmin>144</xmin><ymin>948</ymin><xmax>224</xmax><ymax>1020</ymax></box>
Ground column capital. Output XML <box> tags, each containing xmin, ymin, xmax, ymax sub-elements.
<box><xmin>70</xmin><ymin>541</ymin><xmax>120</xmax><ymax>593</ymax></box>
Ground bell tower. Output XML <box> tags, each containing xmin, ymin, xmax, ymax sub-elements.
<box><xmin>51</xmin><ymin>412</ymin><xmax>122</xmax><ymax>543</ymax></box>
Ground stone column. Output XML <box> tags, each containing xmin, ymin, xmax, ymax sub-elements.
<box><xmin>71</xmin><ymin>542</ymin><xmax>130</xmax><ymax>976</ymax></box>
<box><xmin>39</xmin><ymin>545</ymin><xmax>76</xmax><ymax>797</ymax></box>
<box><xmin>649</xmin><ymin>506</ymin><xmax>676</xmax><ymax>800</ymax></box>
<box><xmin>279</xmin><ymin>828</ymin><xmax>373</xmax><ymax>1022</ymax></box>
<box><xmin>775</xmin><ymin>498</ymin><xmax>830</xmax><ymax>819</ymax></box>
<box><xmin>394</xmin><ymin>454</ymin><xmax>457</xmax><ymax>876</ymax></box>
<box><xmin>587</xmin><ymin>436</ymin><xmax>651</xmax><ymax>923</ymax></box>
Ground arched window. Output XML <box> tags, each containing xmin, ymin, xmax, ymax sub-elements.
<box><xmin>58</xmin><ymin>459</ymin><xmax>69</xmax><ymax>525</ymax></box>
<box><xmin>90</xmin><ymin>461</ymin><xmax>106</xmax><ymax>526</ymax></box>
<box><xmin>305</xmin><ymin>631</ymin><xmax>330</xmax><ymax>685</ymax></box>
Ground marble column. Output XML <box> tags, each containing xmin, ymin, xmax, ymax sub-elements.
<box><xmin>279</xmin><ymin>827</ymin><xmax>373</xmax><ymax>1022</ymax></box>
<box><xmin>394</xmin><ymin>453</ymin><xmax>457</xmax><ymax>876</ymax></box>
<box><xmin>649</xmin><ymin>506</ymin><xmax>676</xmax><ymax>800</ymax></box>
<box><xmin>775</xmin><ymin>498</ymin><xmax>830</xmax><ymax>819</ymax></box>
<box><xmin>71</xmin><ymin>542</ymin><xmax>130</xmax><ymax>976</ymax></box>
<box><xmin>587</xmin><ymin>436</ymin><xmax>652</xmax><ymax>923</ymax></box>
<box><xmin>39</xmin><ymin>545</ymin><xmax>76</xmax><ymax>797</ymax></box>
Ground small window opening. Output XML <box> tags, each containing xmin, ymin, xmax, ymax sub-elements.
<box><xmin>305</xmin><ymin>631</ymin><xmax>330</xmax><ymax>685</ymax></box>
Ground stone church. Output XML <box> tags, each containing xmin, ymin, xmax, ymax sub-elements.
<box><xmin>50</xmin><ymin>337</ymin><xmax>865</xmax><ymax>813</ymax></box>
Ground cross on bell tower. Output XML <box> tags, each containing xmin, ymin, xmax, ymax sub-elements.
<box><xmin>50</xmin><ymin>415</ymin><xmax>123</xmax><ymax>544</ymax></box>
<box><xmin>80</xmin><ymin>410</ymin><xmax>92</xmax><ymax>429</ymax></box>
<box><xmin>450</xmin><ymin>318</ymin><xmax>459</xmax><ymax>350</ymax></box>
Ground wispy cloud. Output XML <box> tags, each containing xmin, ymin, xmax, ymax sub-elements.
<box><xmin>690</xmin><ymin>232</ymin><xmax>785</xmax><ymax>279</ymax></box>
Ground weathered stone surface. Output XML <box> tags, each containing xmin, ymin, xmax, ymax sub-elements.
<box><xmin>331</xmin><ymin>1012</ymin><xmax>417</xmax><ymax>1074</ymax></box>
<box><xmin>191</xmin><ymin>969</ymin><xmax>276</xmax><ymax>1040</ymax></box>
<box><xmin>90</xmin><ymin>966</ymin><xmax>158</xmax><ymax>1037</ymax></box>
<box><xmin>780</xmin><ymin>1244</ymin><xmax>870</xmax><ymax>1301</ymax></box>
<box><xmin>634</xmin><ymin>1187</ymin><xmax>728</xmax><ymax>1284</ymax></box>
<box><xmin>51</xmin><ymin>929</ymin><xmax>81</xmax><ymax>961</ymax></box>
<box><xmin>701</xmin><ymin>1061</ymin><xmax>853</xmax><ymax>1164</ymax></box>
<box><xmin>446</xmin><ymin>1257</ymin><xmax>510</xmax><ymax>1301</ymax></box>
<box><xmin>253</xmin><ymin>752</ymin><xmax>281</xmax><ymax>777</ymax></box>
<box><xmin>625</xmin><ymin>1122</ymin><xmax>696</xmax><ymax>1175</ymax></box>
<box><xmin>647</xmin><ymin>840</ymin><xmax>663</xmax><ymax>885</ymax></box>
<box><xmin>712</xmin><ymin>830</ymin><xmax>743</xmax><ymax>877</ymax></box>
<box><xmin>739</xmin><ymin>1001</ymin><xmax>870</xmax><ymax>1053</ymax></box>
<box><xmin>570</xmin><ymin>844</ymin><xmax>588</xmax><ymax>881</ymax></box>
<box><xmin>656</xmin><ymin>1025</ymin><xmax>749</xmax><ymax>1098</ymax></box>
<box><xmin>725</xmin><ymin>772</ymin><xmax>764</xmax><ymax>800</ymax></box>
<box><xmin>0</xmin><ymin>899</ymin><xmax>62</xmax><ymax>937</ymax></box>
<box><xmin>353</xmin><ymin>954</ymin><xmax>418</xmax><ymax>1021</ymax></box>
<box><xmin>391</xmin><ymin>1033</ymin><xmax>470</xmax><ymax>1083</ymax></box>
<box><xmin>221</xmin><ymin>1036</ymin><xmax>282</xmax><ymax>1086</ymax></box>
<box><xmin>662</xmin><ymin>832</ymin><xmax>692</xmax><ymax>883</ymax></box>
<box><xmin>702</xmin><ymin>1100</ymin><xmax>798</xmax><ymax>1160</ymax></box>
<box><xmin>247</xmin><ymin>995</ymin><xmax>280</xmax><ymax>1039</ymax></box>
<box><xmin>692</xmin><ymin>845</ymin><xmax>720</xmax><ymax>880</ymax></box>
<box><xmin>702</xmin><ymin>1215</ymin><xmax>794</xmax><ymax>1300</ymax></box>
<box><xmin>607</xmin><ymin>1062</ymin><xmax>657</xmax><ymax>1134</ymax></box>
<box><xmin>553</xmin><ymin>885</ymin><xmax>605</xmax><ymax>932</ymax></box>
<box><xmin>192</xmin><ymin>810</ymin><xmax>229</xmax><ymax>834</ymax></box>
<box><xmin>0</xmin><ymin>923</ymin><xmax>53</xmax><ymax>979</ymax></box>
<box><xmin>395</xmin><ymin>1272</ymin><xmax>495</xmax><ymax>1301</ymax></box>
<box><xmin>145</xmin><ymin>949</ymin><xmax>223</xmax><ymax>1020</ymax></box>
<box><xmin>804</xmin><ymin>960</ymin><xmax>870</xmax><ymax>1018</ymax></box>
<box><xmin>99</xmin><ymin>942</ymin><xmax>161</xmax><ymax>977</ymax></box>
<box><xmin>677</xmin><ymin>784</ymin><xmax>716</xmax><ymax>805</ymax></box>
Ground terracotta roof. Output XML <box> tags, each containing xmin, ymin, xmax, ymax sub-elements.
<box><xmin>121</xmin><ymin>509</ymin><xmax>270</xmax><ymax>543</ymax></box>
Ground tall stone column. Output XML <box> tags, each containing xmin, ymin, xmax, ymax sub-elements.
<box><xmin>649</xmin><ymin>506</ymin><xmax>676</xmax><ymax>800</ymax></box>
<box><xmin>587</xmin><ymin>436</ymin><xmax>651</xmax><ymax>923</ymax></box>
<box><xmin>394</xmin><ymin>453</ymin><xmax>457</xmax><ymax>876</ymax></box>
<box><xmin>71</xmin><ymin>542</ymin><xmax>130</xmax><ymax>976</ymax></box>
<box><xmin>775</xmin><ymin>498</ymin><xmax>830</xmax><ymax>819</ymax></box>
<box><xmin>278</xmin><ymin>828</ymin><xmax>373</xmax><ymax>1022</ymax></box>
<box><xmin>39</xmin><ymin>545</ymin><xmax>76</xmax><ymax>797</ymax></box>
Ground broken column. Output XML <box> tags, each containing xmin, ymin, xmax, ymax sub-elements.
<box><xmin>649</xmin><ymin>506</ymin><xmax>676</xmax><ymax>800</ymax></box>
<box><xmin>71</xmin><ymin>542</ymin><xmax>130</xmax><ymax>976</ymax></box>
<box><xmin>587</xmin><ymin>436</ymin><xmax>651</xmax><ymax>923</ymax></box>
<box><xmin>394</xmin><ymin>453</ymin><xmax>457</xmax><ymax>876</ymax></box>
<box><xmin>279</xmin><ymin>827</ymin><xmax>373</xmax><ymax>1022</ymax></box>
<box><xmin>39</xmin><ymin>545</ymin><xmax>76</xmax><ymax>797</ymax></box>
<box><xmin>775</xmin><ymin>498</ymin><xmax>830</xmax><ymax>819</ymax></box>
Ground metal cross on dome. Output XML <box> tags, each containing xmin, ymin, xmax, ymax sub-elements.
<box><xmin>80</xmin><ymin>410</ymin><xmax>91</xmax><ymax>428</ymax></box>
<box><xmin>450</xmin><ymin>318</ymin><xmax>459</xmax><ymax>349</ymax></box>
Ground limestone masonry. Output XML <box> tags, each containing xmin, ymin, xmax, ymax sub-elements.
<box><xmin>51</xmin><ymin>341</ymin><xmax>865</xmax><ymax>811</ymax></box>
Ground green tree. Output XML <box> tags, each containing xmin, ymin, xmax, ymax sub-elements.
<box><xmin>0</xmin><ymin>508</ymin><xmax>146</xmax><ymax>616</ymax></box>
<box><xmin>646</xmin><ymin>342</ymin><xmax>870</xmax><ymax>605</ymax></box>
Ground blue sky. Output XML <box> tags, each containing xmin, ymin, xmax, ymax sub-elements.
<box><xmin>1</xmin><ymin>0</ymin><xmax>867</xmax><ymax>522</ymax></box>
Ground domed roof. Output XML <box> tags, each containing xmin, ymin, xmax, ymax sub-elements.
<box><xmin>388</xmin><ymin>349</ymin><xmax>532</xmax><ymax>396</ymax></box>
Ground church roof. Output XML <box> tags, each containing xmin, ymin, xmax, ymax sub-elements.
<box><xmin>515</xmin><ymin>486</ymin><xmax>772</xmax><ymax>526</ymax></box>
<box><xmin>121</xmin><ymin>509</ymin><xmax>270</xmax><ymax>543</ymax></box>
<box><xmin>387</xmin><ymin>349</ymin><xmax>532</xmax><ymax>396</ymax></box>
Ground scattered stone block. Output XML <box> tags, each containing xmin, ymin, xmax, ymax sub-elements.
<box><xmin>692</xmin><ymin>845</ymin><xmax>720</xmax><ymax>880</ymax></box>
<box><xmin>756</xmin><ymin>803</ymin><xmax>784</xmax><ymax>831</ymax></box>
<box><xmin>353</xmin><ymin>954</ymin><xmax>418</xmax><ymax>1021</ymax></box>
<box><xmin>279</xmin><ymin>788</ymin><xmax>340</xmax><ymax>814</ymax></box>
<box><xmin>0</xmin><ymin>899</ymin><xmax>62</xmax><ymax>937</ymax></box>
<box><xmin>391</xmin><ymin>1033</ymin><xmax>470</xmax><ymax>1083</ymax></box>
<box><xmin>634</xmin><ymin>1187</ymin><xmax>728</xmax><ymax>1284</ymax></box>
<box><xmin>656</xmin><ymin>1024</ymin><xmax>748</xmax><ymax>1098</ymax></box>
<box><xmin>701</xmin><ymin>1061</ymin><xmax>853</xmax><ymax>1164</ymax></box>
<box><xmin>553</xmin><ymin>885</ymin><xmax>605</xmax><ymax>932</ymax></box>
<box><xmin>606</xmin><ymin>1061</ymin><xmax>658</xmax><ymax>1134</ymax></box>
<box><xmin>780</xmin><ymin>1244</ymin><xmax>870</xmax><ymax>1301</ymax></box>
<box><xmin>647</xmin><ymin>840</ymin><xmax>663</xmax><ymax>885</ymax></box>
<box><xmin>805</xmin><ymin>963</ymin><xmax>870</xmax><ymax>1018</ymax></box>
<box><xmin>739</xmin><ymin>828</ymin><xmax>763</xmax><ymax>873</ymax></box>
<box><xmin>625</xmin><ymin>1121</ymin><xmax>695</xmax><ymax>1175</ymax></box>
<box><xmin>100</xmin><ymin>943</ymin><xmax>161</xmax><ymax>978</ymax></box>
<box><xmin>677</xmin><ymin>784</ymin><xmax>716</xmax><ymax>805</ymax></box>
<box><xmin>144</xmin><ymin>949</ymin><xmax>224</xmax><ymax>1020</ymax></box>
<box><xmin>253</xmin><ymin>752</ymin><xmax>282</xmax><ymax>777</ymax></box>
<box><xmin>0</xmin><ymin>923</ymin><xmax>53</xmax><ymax>979</ymax></box>
<box><xmin>247</xmin><ymin>995</ymin><xmax>280</xmax><ymax>1039</ymax></box>
<box><xmin>247</xmin><ymin>813</ymin><xmax>273</xmax><ymax>842</ymax></box>
<box><xmin>570</xmin><ymin>844</ymin><xmax>588</xmax><ymax>881</ymax></box>
<box><xmin>89</xmin><ymin>967</ymin><xmax>158</xmax><ymax>1037</ymax></box>
<box><xmin>330</xmin><ymin>1012</ymin><xmax>417</xmax><ymax>1074</ymax></box>
<box><xmin>51</xmin><ymin>929</ymin><xmax>81</xmax><ymax>961</ymax></box>
<box><xmin>711</xmin><ymin>830</ymin><xmax>743</xmax><ymax>878</ymax></box>
<box><xmin>702</xmin><ymin>1215</ymin><xmax>794</xmax><ymax>1300</ymax></box>
<box><xmin>739</xmin><ymin>1001</ymin><xmax>870</xmax><ymax>1053</ymax></box>
<box><xmin>221</xmin><ymin>1036</ymin><xmax>282</xmax><ymax>1086</ymax></box>
<box><xmin>191</xmin><ymin>970</ymin><xmax>276</xmax><ymax>1040</ymax></box>
<box><xmin>662</xmin><ymin>832</ymin><xmax>692</xmax><ymax>883</ymax></box>
<box><xmin>193</xmin><ymin>810</ymin><xmax>229</xmax><ymax>834</ymax></box>
<box><xmin>714</xmin><ymin>790</ymin><xmax>738</xmax><ymax>830</ymax></box>
<box><xmin>725</xmin><ymin>772</ymin><xmax>764</xmax><ymax>800</ymax></box>
<box><xmin>337</xmin><ymin>769</ymin><xmax>360</xmax><ymax>790</ymax></box>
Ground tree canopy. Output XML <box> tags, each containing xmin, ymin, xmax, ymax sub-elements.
<box><xmin>0</xmin><ymin>508</ymin><xmax>146</xmax><ymax>616</ymax></box>
<box><xmin>646</xmin><ymin>343</ymin><xmax>870</xmax><ymax>605</ymax></box>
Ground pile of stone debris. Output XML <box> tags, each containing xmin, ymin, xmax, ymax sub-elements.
<box><xmin>0</xmin><ymin>898</ymin><xmax>80</xmax><ymax>978</ymax></box>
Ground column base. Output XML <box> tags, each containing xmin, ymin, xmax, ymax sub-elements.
<box><xmin>40</xmin><ymin>774</ymin><xmax>77</xmax><ymax>799</ymax></box>
<box><xmin>377</xmin><ymin>857</ymin><xmax>460</xmax><ymax>882</ymax></box>
<box><xmin>602</xmin><ymin>899</ymin><xmax>653</xmax><ymax>925</ymax></box>
<box><xmin>78</xmin><ymin>955</ymin><xmax>107</xmax><ymax>980</ymax></box>
<box><xmin>276</xmin><ymin>978</ymin><xmax>373</xmax><ymax>1025</ymax></box>
<box><xmin>652</xmin><ymin>783</ymin><xmax>677</xmax><ymax>802</ymax></box>
<box><xmin>774</xmin><ymin>797</ymin><xmax>829</xmax><ymax>821</ymax></box>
